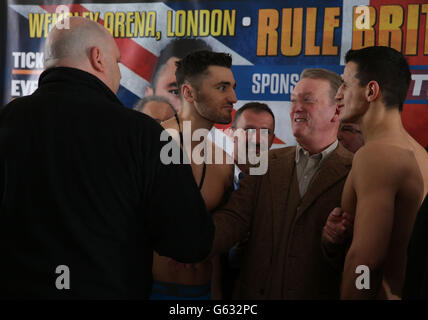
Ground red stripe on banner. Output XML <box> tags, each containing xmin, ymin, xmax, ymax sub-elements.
<box><xmin>39</xmin><ymin>4</ymin><xmax>157</xmax><ymax>81</ymax></box>
<box><xmin>272</xmin><ymin>136</ymin><xmax>285</xmax><ymax>145</ymax></box>
<box><xmin>114</xmin><ymin>38</ymin><xmax>156</xmax><ymax>81</ymax></box>
<box><xmin>369</xmin><ymin>0</ymin><xmax>428</xmax><ymax>65</ymax></box>
<box><xmin>402</xmin><ymin>104</ymin><xmax>428</xmax><ymax>148</ymax></box>
<box><xmin>214</xmin><ymin>109</ymin><xmax>286</xmax><ymax>145</ymax></box>
<box><xmin>368</xmin><ymin>0</ymin><xmax>428</xmax><ymax>146</ymax></box>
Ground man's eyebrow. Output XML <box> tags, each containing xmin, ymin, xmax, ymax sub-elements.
<box><xmin>299</xmin><ymin>92</ymin><xmax>314</xmax><ymax>97</ymax></box>
<box><xmin>215</xmin><ymin>81</ymin><xmax>231</xmax><ymax>86</ymax></box>
<box><xmin>167</xmin><ymin>82</ymin><xmax>178</xmax><ymax>88</ymax></box>
<box><xmin>215</xmin><ymin>81</ymin><xmax>237</xmax><ymax>89</ymax></box>
<box><xmin>290</xmin><ymin>92</ymin><xmax>314</xmax><ymax>99</ymax></box>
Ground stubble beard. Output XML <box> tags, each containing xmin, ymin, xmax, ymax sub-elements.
<box><xmin>195</xmin><ymin>93</ymin><xmax>232</xmax><ymax>125</ymax></box>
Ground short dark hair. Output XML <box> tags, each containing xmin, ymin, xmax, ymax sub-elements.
<box><xmin>151</xmin><ymin>38</ymin><xmax>212</xmax><ymax>90</ymax></box>
<box><xmin>175</xmin><ymin>50</ymin><xmax>232</xmax><ymax>91</ymax></box>
<box><xmin>232</xmin><ymin>102</ymin><xmax>275</xmax><ymax>129</ymax></box>
<box><xmin>133</xmin><ymin>95</ymin><xmax>175</xmax><ymax>113</ymax></box>
<box><xmin>345</xmin><ymin>46</ymin><xmax>411</xmax><ymax>111</ymax></box>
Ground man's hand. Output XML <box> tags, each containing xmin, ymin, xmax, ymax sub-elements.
<box><xmin>322</xmin><ymin>207</ymin><xmax>354</xmax><ymax>244</ymax></box>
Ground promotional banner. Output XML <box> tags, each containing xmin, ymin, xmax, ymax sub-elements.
<box><xmin>2</xmin><ymin>0</ymin><xmax>428</xmax><ymax>148</ymax></box>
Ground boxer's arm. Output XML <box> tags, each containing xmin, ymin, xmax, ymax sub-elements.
<box><xmin>341</xmin><ymin>148</ymin><xmax>397</xmax><ymax>299</ymax></box>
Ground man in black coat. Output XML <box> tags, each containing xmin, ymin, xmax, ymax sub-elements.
<box><xmin>403</xmin><ymin>148</ymin><xmax>428</xmax><ymax>299</ymax></box>
<box><xmin>0</xmin><ymin>17</ymin><xmax>214</xmax><ymax>299</ymax></box>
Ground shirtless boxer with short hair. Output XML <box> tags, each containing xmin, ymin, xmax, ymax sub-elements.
<box><xmin>151</xmin><ymin>50</ymin><xmax>236</xmax><ymax>300</ymax></box>
<box><xmin>335</xmin><ymin>46</ymin><xmax>428</xmax><ymax>299</ymax></box>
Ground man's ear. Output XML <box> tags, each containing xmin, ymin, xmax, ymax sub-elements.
<box><xmin>145</xmin><ymin>85</ymin><xmax>154</xmax><ymax>96</ymax></box>
<box><xmin>89</xmin><ymin>46</ymin><xmax>104</xmax><ymax>72</ymax></box>
<box><xmin>366</xmin><ymin>80</ymin><xmax>380</xmax><ymax>102</ymax></box>
<box><xmin>182</xmin><ymin>83</ymin><xmax>195</xmax><ymax>103</ymax></box>
<box><xmin>331</xmin><ymin>103</ymin><xmax>342</xmax><ymax>123</ymax></box>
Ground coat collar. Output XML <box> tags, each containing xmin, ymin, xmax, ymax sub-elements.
<box><xmin>295</xmin><ymin>140</ymin><xmax>338</xmax><ymax>165</ymax></box>
<box><xmin>268</xmin><ymin>144</ymin><xmax>352</xmax><ymax>221</ymax></box>
<box><xmin>38</xmin><ymin>67</ymin><xmax>122</xmax><ymax>106</ymax></box>
<box><xmin>297</xmin><ymin>143</ymin><xmax>353</xmax><ymax>217</ymax></box>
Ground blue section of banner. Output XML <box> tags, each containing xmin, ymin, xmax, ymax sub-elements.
<box><xmin>6</xmin><ymin>6</ymin><xmax>47</xmax><ymax>102</ymax></box>
<box><xmin>167</xmin><ymin>0</ymin><xmax>343</xmax><ymax>66</ymax></box>
<box><xmin>117</xmin><ymin>86</ymin><xmax>140</xmax><ymax>109</ymax></box>
<box><xmin>232</xmin><ymin>65</ymin><xmax>344</xmax><ymax>101</ymax></box>
<box><xmin>405</xmin><ymin>100</ymin><xmax>428</xmax><ymax>104</ymax></box>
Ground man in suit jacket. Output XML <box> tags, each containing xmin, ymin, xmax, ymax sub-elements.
<box><xmin>212</xmin><ymin>68</ymin><xmax>353</xmax><ymax>299</ymax></box>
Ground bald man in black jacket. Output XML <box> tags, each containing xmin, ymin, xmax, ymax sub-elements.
<box><xmin>0</xmin><ymin>17</ymin><xmax>213</xmax><ymax>299</ymax></box>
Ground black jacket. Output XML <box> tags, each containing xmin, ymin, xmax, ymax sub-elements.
<box><xmin>403</xmin><ymin>195</ymin><xmax>428</xmax><ymax>299</ymax></box>
<box><xmin>0</xmin><ymin>67</ymin><xmax>214</xmax><ymax>299</ymax></box>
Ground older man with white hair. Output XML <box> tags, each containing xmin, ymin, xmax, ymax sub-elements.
<box><xmin>0</xmin><ymin>17</ymin><xmax>214</xmax><ymax>299</ymax></box>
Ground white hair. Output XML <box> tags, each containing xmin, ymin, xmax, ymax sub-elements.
<box><xmin>44</xmin><ymin>17</ymin><xmax>110</xmax><ymax>68</ymax></box>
